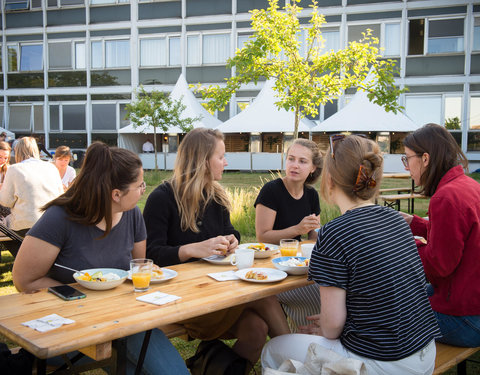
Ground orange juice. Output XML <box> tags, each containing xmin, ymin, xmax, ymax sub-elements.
<box><xmin>280</xmin><ymin>247</ymin><xmax>298</xmax><ymax>257</ymax></box>
<box><xmin>132</xmin><ymin>272</ymin><xmax>151</xmax><ymax>289</ymax></box>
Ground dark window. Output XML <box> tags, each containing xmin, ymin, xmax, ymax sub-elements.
<box><xmin>63</xmin><ymin>104</ymin><xmax>86</xmax><ymax>130</ymax></box>
<box><xmin>408</xmin><ymin>19</ymin><xmax>424</xmax><ymax>55</ymax></box>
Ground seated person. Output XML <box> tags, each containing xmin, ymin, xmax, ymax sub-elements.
<box><xmin>12</xmin><ymin>142</ymin><xmax>189</xmax><ymax>375</ymax></box>
<box><xmin>262</xmin><ymin>135</ymin><xmax>440</xmax><ymax>375</ymax></box>
<box><xmin>255</xmin><ymin>138</ymin><xmax>322</xmax><ymax>328</ymax></box>
<box><xmin>400</xmin><ymin>123</ymin><xmax>480</xmax><ymax>347</ymax></box>
<box><xmin>144</xmin><ymin>128</ymin><xmax>290</xmax><ymax>371</ymax></box>
<box><xmin>53</xmin><ymin>145</ymin><xmax>76</xmax><ymax>191</ymax></box>
<box><xmin>142</xmin><ymin>139</ymin><xmax>154</xmax><ymax>153</ymax></box>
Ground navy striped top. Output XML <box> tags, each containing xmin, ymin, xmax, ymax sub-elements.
<box><xmin>308</xmin><ymin>205</ymin><xmax>441</xmax><ymax>361</ymax></box>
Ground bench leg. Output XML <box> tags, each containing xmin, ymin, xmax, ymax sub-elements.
<box><xmin>457</xmin><ymin>359</ymin><xmax>467</xmax><ymax>375</ymax></box>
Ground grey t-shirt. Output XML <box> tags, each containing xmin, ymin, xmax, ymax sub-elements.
<box><xmin>27</xmin><ymin>205</ymin><xmax>147</xmax><ymax>284</ymax></box>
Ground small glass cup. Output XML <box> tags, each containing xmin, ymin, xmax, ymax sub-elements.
<box><xmin>130</xmin><ymin>258</ymin><xmax>153</xmax><ymax>292</ymax></box>
<box><xmin>280</xmin><ymin>239</ymin><xmax>299</xmax><ymax>257</ymax></box>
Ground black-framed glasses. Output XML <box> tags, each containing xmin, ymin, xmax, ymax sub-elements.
<box><xmin>329</xmin><ymin>134</ymin><xmax>368</xmax><ymax>159</ymax></box>
<box><xmin>401</xmin><ymin>154</ymin><xmax>421</xmax><ymax>168</ymax></box>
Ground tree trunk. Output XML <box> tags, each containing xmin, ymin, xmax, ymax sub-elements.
<box><xmin>153</xmin><ymin>125</ymin><xmax>158</xmax><ymax>170</ymax></box>
<box><xmin>293</xmin><ymin>108</ymin><xmax>300</xmax><ymax>139</ymax></box>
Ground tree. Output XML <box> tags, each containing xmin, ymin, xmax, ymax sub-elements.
<box><xmin>125</xmin><ymin>86</ymin><xmax>201</xmax><ymax>170</ymax></box>
<box><xmin>194</xmin><ymin>0</ymin><xmax>405</xmax><ymax>138</ymax></box>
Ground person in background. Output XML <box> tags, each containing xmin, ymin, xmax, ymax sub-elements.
<box><xmin>12</xmin><ymin>142</ymin><xmax>189</xmax><ymax>375</ymax></box>
<box><xmin>0</xmin><ymin>132</ymin><xmax>7</xmax><ymax>143</ymax></box>
<box><xmin>53</xmin><ymin>145</ymin><xmax>76</xmax><ymax>191</ymax></box>
<box><xmin>0</xmin><ymin>141</ymin><xmax>12</xmax><ymax>225</ymax></box>
<box><xmin>142</xmin><ymin>139</ymin><xmax>154</xmax><ymax>153</ymax></box>
<box><xmin>144</xmin><ymin>128</ymin><xmax>290</xmax><ymax>371</ymax></box>
<box><xmin>0</xmin><ymin>137</ymin><xmax>63</xmax><ymax>256</ymax></box>
<box><xmin>254</xmin><ymin>138</ymin><xmax>322</xmax><ymax>329</ymax></box>
<box><xmin>262</xmin><ymin>134</ymin><xmax>440</xmax><ymax>375</ymax></box>
<box><xmin>400</xmin><ymin>123</ymin><xmax>480</xmax><ymax>347</ymax></box>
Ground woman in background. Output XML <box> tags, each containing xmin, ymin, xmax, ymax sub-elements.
<box><xmin>254</xmin><ymin>138</ymin><xmax>322</xmax><ymax>329</ymax></box>
<box><xmin>401</xmin><ymin>123</ymin><xmax>480</xmax><ymax>347</ymax></box>
<box><xmin>144</xmin><ymin>128</ymin><xmax>290</xmax><ymax>371</ymax></box>
<box><xmin>0</xmin><ymin>137</ymin><xmax>63</xmax><ymax>256</ymax></box>
<box><xmin>13</xmin><ymin>142</ymin><xmax>189</xmax><ymax>375</ymax></box>
<box><xmin>0</xmin><ymin>141</ymin><xmax>12</xmax><ymax>222</ymax></box>
<box><xmin>262</xmin><ymin>134</ymin><xmax>440</xmax><ymax>375</ymax></box>
<box><xmin>53</xmin><ymin>145</ymin><xmax>76</xmax><ymax>191</ymax></box>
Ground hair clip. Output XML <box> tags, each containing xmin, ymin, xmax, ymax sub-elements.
<box><xmin>353</xmin><ymin>165</ymin><xmax>376</xmax><ymax>192</ymax></box>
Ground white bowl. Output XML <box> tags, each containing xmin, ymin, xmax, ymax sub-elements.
<box><xmin>238</xmin><ymin>243</ymin><xmax>279</xmax><ymax>259</ymax></box>
<box><xmin>272</xmin><ymin>256</ymin><xmax>309</xmax><ymax>275</ymax></box>
<box><xmin>301</xmin><ymin>243</ymin><xmax>314</xmax><ymax>258</ymax></box>
<box><xmin>73</xmin><ymin>268</ymin><xmax>128</xmax><ymax>290</ymax></box>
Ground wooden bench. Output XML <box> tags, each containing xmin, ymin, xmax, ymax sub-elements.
<box><xmin>378</xmin><ymin>187</ymin><xmax>412</xmax><ymax>194</ymax></box>
<box><xmin>434</xmin><ymin>342</ymin><xmax>480</xmax><ymax>374</ymax></box>
<box><xmin>377</xmin><ymin>193</ymin><xmax>426</xmax><ymax>214</ymax></box>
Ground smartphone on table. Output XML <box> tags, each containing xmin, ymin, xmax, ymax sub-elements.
<box><xmin>48</xmin><ymin>285</ymin><xmax>86</xmax><ymax>301</ymax></box>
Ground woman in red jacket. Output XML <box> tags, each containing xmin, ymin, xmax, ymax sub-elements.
<box><xmin>401</xmin><ymin>123</ymin><xmax>480</xmax><ymax>347</ymax></box>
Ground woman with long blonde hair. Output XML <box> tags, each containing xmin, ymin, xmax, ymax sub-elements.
<box><xmin>144</xmin><ymin>128</ymin><xmax>290</xmax><ymax>371</ymax></box>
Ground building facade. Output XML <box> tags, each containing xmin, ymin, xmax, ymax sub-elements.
<box><xmin>1</xmin><ymin>0</ymin><xmax>480</xmax><ymax>167</ymax></box>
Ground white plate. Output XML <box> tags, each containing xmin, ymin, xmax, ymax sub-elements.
<box><xmin>272</xmin><ymin>256</ymin><xmax>309</xmax><ymax>275</ymax></box>
<box><xmin>202</xmin><ymin>254</ymin><xmax>233</xmax><ymax>265</ymax></box>
<box><xmin>238</xmin><ymin>243</ymin><xmax>279</xmax><ymax>259</ymax></box>
<box><xmin>127</xmin><ymin>268</ymin><xmax>177</xmax><ymax>283</ymax></box>
<box><xmin>73</xmin><ymin>268</ymin><xmax>128</xmax><ymax>290</ymax></box>
<box><xmin>235</xmin><ymin>268</ymin><xmax>287</xmax><ymax>283</ymax></box>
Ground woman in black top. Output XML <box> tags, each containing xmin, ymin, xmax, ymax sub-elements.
<box><xmin>144</xmin><ymin>128</ymin><xmax>290</xmax><ymax>370</ymax></box>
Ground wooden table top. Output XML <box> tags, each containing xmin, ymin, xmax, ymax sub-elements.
<box><xmin>0</xmin><ymin>254</ymin><xmax>312</xmax><ymax>359</ymax></box>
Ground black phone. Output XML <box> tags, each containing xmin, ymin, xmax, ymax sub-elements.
<box><xmin>48</xmin><ymin>285</ymin><xmax>86</xmax><ymax>301</ymax></box>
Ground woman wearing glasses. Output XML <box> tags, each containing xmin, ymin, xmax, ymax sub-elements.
<box><xmin>254</xmin><ymin>138</ymin><xmax>322</xmax><ymax>329</ymax></box>
<box><xmin>400</xmin><ymin>123</ymin><xmax>480</xmax><ymax>347</ymax></box>
<box><xmin>144</xmin><ymin>128</ymin><xmax>290</xmax><ymax>371</ymax></box>
<box><xmin>13</xmin><ymin>142</ymin><xmax>189</xmax><ymax>375</ymax></box>
<box><xmin>262</xmin><ymin>134</ymin><xmax>440</xmax><ymax>375</ymax></box>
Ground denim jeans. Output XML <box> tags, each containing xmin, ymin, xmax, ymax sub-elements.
<box><xmin>427</xmin><ymin>284</ymin><xmax>480</xmax><ymax>347</ymax></box>
<box><xmin>126</xmin><ymin>329</ymin><xmax>190</xmax><ymax>375</ymax></box>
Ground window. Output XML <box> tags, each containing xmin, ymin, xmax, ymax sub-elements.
<box><xmin>384</xmin><ymin>23</ymin><xmax>400</xmax><ymax>56</ymax></box>
<box><xmin>92</xmin><ymin>103</ymin><xmax>116</xmax><ymax>130</ymax></box>
<box><xmin>48</xmin><ymin>41</ymin><xmax>86</xmax><ymax>71</ymax></box>
<box><xmin>8</xmin><ymin>105</ymin><xmax>32</xmax><ymax>131</ymax></box>
<box><xmin>445</xmin><ymin>96</ymin><xmax>462</xmax><ymax>130</ymax></box>
<box><xmin>474</xmin><ymin>17</ymin><xmax>480</xmax><ymax>51</ymax></box>
<box><xmin>91</xmin><ymin>39</ymin><xmax>130</xmax><ymax>69</ymax></box>
<box><xmin>47</xmin><ymin>0</ymin><xmax>84</xmax><ymax>7</ymax></box>
<box><xmin>169</xmin><ymin>37</ymin><xmax>181</xmax><ymax>66</ymax></box>
<box><xmin>237</xmin><ymin>34</ymin><xmax>250</xmax><ymax>50</ymax></box>
<box><xmin>348</xmin><ymin>24</ymin><xmax>381</xmax><ymax>44</ymax></box>
<box><xmin>405</xmin><ymin>95</ymin><xmax>442</xmax><ymax>126</ymax></box>
<box><xmin>49</xmin><ymin>103</ymin><xmax>86</xmax><ymax>132</ymax></box>
<box><xmin>319</xmin><ymin>30</ymin><xmax>340</xmax><ymax>53</ymax></box>
<box><xmin>469</xmin><ymin>96</ymin><xmax>480</xmax><ymax>130</ymax></box>
<box><xmin>140</xmin><ymin>38</ymin><xmax>166</xmax><ymax>66</ymax></box>
<box><xmin>408</xmin><ymin>18</ymin><xmax>464</xmax><ymax>55</ymax></box>
<box><xmin>91</xmin><ymin>0</ymin><xmax>128</xmax><ymax>4</ymax></box>
<box><xmin>186</xmin><ymin>33</ymin><xmax>230</xmax><ymax>66</ymax></box>
<box><xmin>75</xmin><ymin>42</ymin><xmax>86</xmax><ymax>69</ymax></box>
<box><xmin>8</xmin><ymin>43</ymin><xmax>43</xmax><ymax>72</ymax></box>
<box><xmin>5</xmin><ymin>0</ymin><xmax>29</xmax><ymax>10</ymax></box>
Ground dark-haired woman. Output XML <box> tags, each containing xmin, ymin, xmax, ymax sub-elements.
<box><xmin>262</xmin><ymin>135</ymin><xmax>440</xmax><ymax>375</ymax></box>
<box><xmin>400</xmin><ymin>123</ymin><xmax>480</xmax><ymax>347</ymax></box>
<box><xmin>12</xmin><ymin>142</ymin><xmax>189</xmax><ymax>374</ymax></box>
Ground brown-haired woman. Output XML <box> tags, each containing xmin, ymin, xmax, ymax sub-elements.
<box><xmin>12</xmin><ymin>142</ymin><xmax>189</xmax><ymax>374</ymax></box>
<box><xmin>262</xmin><ymin>134</ymin><xmax>440</xmax><ymax>374</ymax></box>
<box><xmin>401</xmin><ymin>123</ymin><xmax>480</xmax><ymax>347</ymax></box>
<box><xmin>53</xmin><ymin>145</ymin><xmax>76</xmax><ymax>191</ymax></box>
<box><xmin>144</xmin><ymin>127</ymin><xmax>290</xmax><ymax>370</ymax></box>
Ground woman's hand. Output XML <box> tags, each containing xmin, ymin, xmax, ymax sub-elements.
<box><xmin>296</xmin><ymin>214</ymin><xmax>321</xmax><ymax>236</ymax></box>
<box><xmin>225</xmin><ymin>234</ymin><xmax>238</xmax><ymax>254</ymax></box>
<box><xmin>297</xmin><ymin>314</ymin><xmax>323</xmax><ymax>336</ymax></box>
<box><xmin>179</xmin><ymin>235</ymin><xmax>231</xmax><ymax>261</ymax></box>
<box><xmin>399</xmin><ymin>211</ymin><xmax>413</xmax><ymax>225</ymax></box>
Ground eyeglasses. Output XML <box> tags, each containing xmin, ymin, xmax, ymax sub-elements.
<box><xmin>329</xmin><ymin>134</ymin><xmax>367</xmax><ymax>159</ymax></box>
<box><xmin>401</xmin><ymin>154</ymin><xmax>421</xmax><ymax>168</ymax></box>
<box><xmin>130</xmin><ymin>181</ymin><xmax>146</xmax><ymax>194</ymax></box>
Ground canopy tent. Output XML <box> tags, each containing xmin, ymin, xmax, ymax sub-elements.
<box><xmin>310</xmin><ymin>90</ymin><xmax>419</xmax><ymax>133</ymax></box>
<box><xmin>216</xmin><ymin>79</ymin><xmax>316</xmax><ymax>134</ymax></box>
<box><xmin>118</xmin><ymin>74</ymin><xmax>221</xmax><ymax>152</ymax></box>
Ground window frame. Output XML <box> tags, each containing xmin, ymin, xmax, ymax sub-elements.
<box><xmin>90</xmin><ymin>37</ymin><xmax>131</xmax><ymax>70</ymax></box>
<box><xmin>48</xmin><ymin>101</ymin><xmax>87</xmax><ymax>133</ymax></box>
<box><xmin>7</xmin><ymin>42</ymin><xmax>44</xmax><ymax>73</ymax></box>
<box><xmin>48</xmin><ymin>39</ymin><xmax>86</xmax><ymax>71</ymax></box>
<box><xmin>185</xmin><ymin>31</ymin><xmax>231</xmax><ymax>67</ymax></box>
<box><xmin>138</xmin><ymin>34</ymin><xmax>181</xmax><ymax>67</ymax></box>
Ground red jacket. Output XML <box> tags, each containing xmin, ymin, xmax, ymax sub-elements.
<box><xmin>410</xmin><ymin>165</ymin><xmax>480</xmax><ymax>316</ymax></box>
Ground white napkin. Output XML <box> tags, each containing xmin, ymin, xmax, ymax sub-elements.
<box><xmin>207</xmin><ymin>270</ymin><xmax>239</xmax><ymax>281</ymax></box>
<box><xmin>22</xmin><ymin>313</ymin><xmax>75</xmax><ymax>332</ymax></box>
<box><xmin>136</xmin><ymin>291</ymin><xmax>181</xmax><ymax>305</ymax></box>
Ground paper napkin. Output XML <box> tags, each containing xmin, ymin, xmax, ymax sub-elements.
<box><xmin>207</xmin><ymin>270</ymin><xmax>239</xmax><ymax>281</ymax></box>
<box><xmin>22</xmin><ymin>313</ymin><xmax>75</xmax><ymax>332</ymax></box>
<box><xmin>136</xmin><ymin>291</ymin><xmax>181</xmax><ymax>305</ymax></box>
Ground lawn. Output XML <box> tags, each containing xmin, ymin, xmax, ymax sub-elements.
<box><xmin>1</xmin><ymin>171</ymin><xmax>479</xmax><ymax>374</ymax></box>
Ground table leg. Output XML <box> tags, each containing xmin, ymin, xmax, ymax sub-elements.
<box><xmin>411</xmin><ymin>197</ymin><xmax>415</xmax><ymax>214</ymax></box>
<box><xmin>36</xmin><ymin>358</ymin><xmax>46</xmax><ymax>375</ymax></box>
<box><xmin>135</xmin><ymin>330</ymin><xmax>152</xmax><ymax>375</ymax></box>
<box><xmin>113</xmin><ymin>338</ymin><xmax>127</xmax><ymax>375</ymax></box>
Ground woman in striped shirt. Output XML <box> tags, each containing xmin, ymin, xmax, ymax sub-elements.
<box><xmin>261</xmin><ymin>135</ymin><xmax>441</xmax><ymax>375</ymax></box>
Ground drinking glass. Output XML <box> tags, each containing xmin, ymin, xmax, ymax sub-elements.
<box><xmin>130</xmin><ymin>258</ymin><xmax>153</xmax><ymax>292</ymax></box>
<box><xmin>280</xmin><ymin>239</ymin><xmax>299</xmax><ymax>257</ymax></box>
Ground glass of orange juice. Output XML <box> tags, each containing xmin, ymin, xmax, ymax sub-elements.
<box><xmin>280</xmin><ymin>239</ymin><xmax>299</xmax><ymax>257</ymax></box>
<box><xmin>130</xmin><ymin>258</ymin><xmax>153</xmax><ymax>292</ymax></box>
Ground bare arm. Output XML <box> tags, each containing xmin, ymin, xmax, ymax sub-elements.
<box><xmin>12</xmin><ymin>236</ymin><xmax>62</xmax><ymax>292</ymax></box>
<box><xmin>178</xmin><ymin>235</ymin><xmax>232</xmax><ymax>261</ymax></box>
<box><xmin>132</xmin><ymin>239</ymin><xmax>146</xmax><ymax>259</ymax></box>
<box><xmin>256</xmin><ymin>204</ymin><xmax>320</xmax><ymax>244</ymax></box>
<box><xmin>318</xmin><ymin>286</ymin><xmax>347</xmax><ymax>339</ymax></box>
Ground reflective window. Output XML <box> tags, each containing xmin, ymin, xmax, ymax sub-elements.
<box><xmin>33</xmin><ymin>105</ymin><xmax>44</xmax><ymax>132</ymax></box>
<box><xmin>384</xmin><ymin>23</ymin><xmax>400</xmax><ymax>56</ymax></box>
<box><xmin>75</xmin><ymin>42</ymin><xmax>86</xmax><ymax>69</ymax></box>
<box><xmin>444</xmin><ymin>96</ymin><xmax>462</xmax><ymax>130</ymax></box>
<box><xmin>187</xmin><ymin>35</ymin><xmax>200</xmax><ymax>65</ymax></box>
<box><xmin>474</xmin><ymin>18</ymin><xmax>480</xmax><ymax>51</ymax></box>
<box><xmin>5</xmin><ymin>0</ymin><xmax>29</xmax><ymax>11</ymax></box>
<box><xmin>49</xmin><ymin>105</ymin><xmax>60</xmax><ymax>131</ymax></box>
<box><xmin>49</xmin><ymin>42</ymin><xmax>72</xmax><ymax>70</ymax></box>
<box><xmin>169</xmin><ymin>37</ymin><xmax>181</xmax><ymax>66</ymax></box>
<box><xmin>405</xmin><ymin>95</ymin><xmax>442</xmax><ymax>126</ymax></box>
<box><xmin>92</xmin><ymin>103</ymin><xmax>116</xmax><ymax>130</ymax></box>
<box><xmin>203</xmin><ymin>34</ymin><xmax>230</xmax><ymax>64</ymax></box>
<box><xmin>320</xmin><ymin>30</ymin><xmax>340</xmax><ymax>53</ymax></box>
<box><xmin>237</xmin><ymin>34</ymin><xmax>250</xmax><ymax>50</ymax></box>
<box><xmin>428</xmin><ymin>19</ymin><xmax>464</xmax><ymax>54</ymax></box>
<box><xmin>120</xmin><ymin>103</ymin><xmax>129</xmax><ymax>128</ymax></box>
<box><xmin>91</xmin><ymin>41</ymin><xmax>103</xmax><ymax>69</ymax></box>
<box><xmin>8</xmin><ymin>105</ymin><xmax>31</xmax><ymax>131</ymax></box>
<box><xmin>8</xmin><ymin>44</ymin><xmax>43</xmax><ymax>72</ymax></box>
<box><xmin>470</xmin><ymin>97</ymin><xmax>480</xmax><ymax>130</ymax></box>
<box><xmin>63</xmin><ymin>104</ymin><xmax>86</xmax><ymax>130</ymax></box>
<box><xmin>105</xmin><ymin>40</ymin><xmax>130</xmax><ymax>68</ymax></box>
<box><xmin>348</xmin><ymin>24</ymin><xmax>381</xmax><ymax>44</ymax></box>
<box><xmin>140</xmin><ymin>38</ymin><xmax>166</xmax><ymax>66</ymax></box>
<box><xmin>8</xmin><ymin>46</ymin><xmax>18</xmax><ymax>72</ymax></box>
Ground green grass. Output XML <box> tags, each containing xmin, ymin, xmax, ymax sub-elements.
<box><xmin>1</xmin><ymin>171</ymin><xmax>479</xmax><ymax>374</ymax></box>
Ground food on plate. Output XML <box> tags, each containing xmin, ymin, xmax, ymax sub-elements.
<box><xmin>77</xmin><ymin>271</ymin><xmax>120</xmax><ymax>282</ymax></box>
<box><xmin>247</xmin><ymin>243</ymin><xmax>271</xmax><ymax>252</ymax></box>
<box><xmin>152</xmin><ymin>265</ymin><xmax>164</xmax><ymax>279</ymax></box>
<box><xmin>245</xmin><ymin>270</ymin><xmax>268</xmax><ymax>280</ymax></box>
<box><xmin>278</xmin><ymin>258</ymin><xmax>309</xmax><ymax>267</ymax></box>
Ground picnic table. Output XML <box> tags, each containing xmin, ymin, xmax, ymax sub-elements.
<box><xmin>0</xmin><ymin>251</ymin><xmax>312</xmax><ymax>374</ymax></box>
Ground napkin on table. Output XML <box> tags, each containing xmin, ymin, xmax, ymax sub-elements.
<box><xmin>22</xmin><ymin>313</ymin><xmax>75</xmax><ymax>332</ymax></box>
<box><xmin>136</xmin><ymin>291</ymin><xmax>181</xmax><ymax>305</ymax></box>
<box><xmin>207</xmin><ymin>270</ymin><xmax>239</xmax><ymax>281</ymax></box>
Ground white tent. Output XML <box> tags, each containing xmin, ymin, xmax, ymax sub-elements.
<box><xmin>118</xmin><ymin>74</ymin><xmax>221</xmax><ymax>151</ymax></box>
<box><xmin>310</xmin><ymin>90</ymin><xmax>419</xmax><ymax>133</ymax></box>
<box><xmin>216</xmin><ymin>79</ymin><xmax>316</xmax><ymax>134</ymax></box>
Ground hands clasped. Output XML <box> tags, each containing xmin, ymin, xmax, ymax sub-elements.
<box><xmin>197</xmin><ymin>234</ymin><xmax>238</xmax><ymax>259</ymax></box>
<box><xmin>297</xmin><ymin>214</ymin><xmax>321</xmax><ymax>235</ymax></box>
